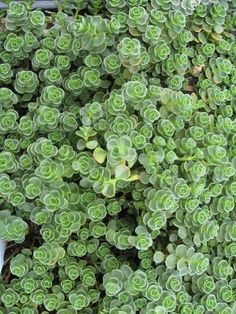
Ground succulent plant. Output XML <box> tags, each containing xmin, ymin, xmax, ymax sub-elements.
<box><xmin>0</xmin><ymin>1</ymin><xmax>235</xmax><ymax>313</ymax></box>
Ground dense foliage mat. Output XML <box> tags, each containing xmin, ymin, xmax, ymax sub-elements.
<box><xmin>0</xmin><ymin>0</ymin><xmax>236</xmax><ymax>313</ymax></box>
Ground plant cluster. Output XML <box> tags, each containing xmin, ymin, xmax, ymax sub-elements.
<box><xmin>0</xmin><ymin>0</ymin><xmax>235</xmax><ymax>313</ymax></box>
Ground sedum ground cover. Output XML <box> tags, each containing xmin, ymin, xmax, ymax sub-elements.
<box><xmin>0</xmin><ymin>0</ymin><xmax>236</xmax><ymax>313</ymax></box>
